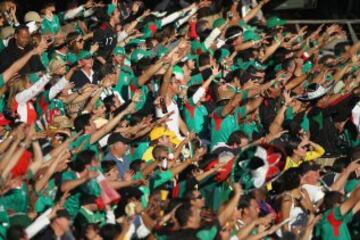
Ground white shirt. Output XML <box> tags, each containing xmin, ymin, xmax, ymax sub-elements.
<box><xmin>155</xmin><ymin>99</ymin><xmax>184</xmax><ymax>140</ymax></box>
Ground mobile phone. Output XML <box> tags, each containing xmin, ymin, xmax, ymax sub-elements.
<box><xmin>160</xmin><ymin>97</ymin><xmax>168</xmax><ymax>114</ymax></box>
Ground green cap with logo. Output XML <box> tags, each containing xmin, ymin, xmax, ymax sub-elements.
<box><xmin>266</xmin><ymin>16</ymin><xmax>287</xmax><ymax>28</ymax></box>
<box><xmin>131</xmin><ymin>48</ymin><xmax>153</xmax><ymax>63</ymax></box>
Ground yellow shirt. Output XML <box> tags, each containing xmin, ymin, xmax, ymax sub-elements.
<box><xmin>142</xmin><ymin>146</ymin><xmax>154</xmax><ymax>162</ymax></box>
<box><xmin>284</xmin><ymin>146</ymin><xmax>325</xmax><ymax>170</ymax></box>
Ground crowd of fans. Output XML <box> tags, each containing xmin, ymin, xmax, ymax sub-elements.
<box><xmin>0</xmin><ymin>0</ymin><xmax>360</xmax><ymax>239</ymax></box>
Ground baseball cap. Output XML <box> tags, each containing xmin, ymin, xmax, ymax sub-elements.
<box><xmin>131</xmin><ymin>48</ymin><xmax>152</xmax><ymax>63</ymax></box>
<box><xmin>24</xmin><ymin>11</ymin><xmax>42</xmax><ymax>23</ymax></box>
<box><xmin>107</xmin><ymin>132</ymin><xmax>132</xmax><ymax>145</ymax></box>
<box><xmin>266</xmin><ymin>16</ymin><xmax>287</xmax><ymax>28</ymax></box>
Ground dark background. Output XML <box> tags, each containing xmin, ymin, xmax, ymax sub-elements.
<box><xmin>10</xmin><ymin>0</ymin><xmax>360</xmax><ymax>21</ymax></box>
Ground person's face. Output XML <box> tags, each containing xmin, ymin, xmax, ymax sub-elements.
<box><xmin>187</xmin><ymin>60</ymin><xmax>195</xmax><ymax>70</ymax></box>
<box><xmin>75</xmin><ymin>36</ymin><xmax>84</xmax><ymax>50</ymax></box>
<box><xmin>191</xmin><ymin>190</ymin><xmax>205</xmax><ymax>209</ymax></box>
<box><xmin>93</xmin><ymin>104</ymin><xmax>106</xmax><ymax>117</ymax></box>
<box><xmin>112</xmin><ymin>96</ymin><xmax>121</xmax><ymax>110</ymax></box>
<box><xmin>239</xmin><ymin>137</ymin><xmax>249</xmax><ymax>148</ymax></box>
<box><xmin>302</xmin><ymin>170</ymin><xmax>320</xmax><ymax>185</ymax></box>
<box><xmin>113</xmin><ymin>55</ymin><xmax>125</xmax><ymax>65</ymax></box>
<box><xmin>85</xmin><ymin>225</ymin><xmax>100</xmax><ymax>240</ymax></box>
<box><xmin>113</xmin><ymin>141</ymin><xmax>127</xmax><ymax>156</ymax></box>
<box><xmin>158</xmin><ymin>135</ymin><xmax>170</xmax><ymax>146</ymax></box>
<box><xmin>246</xmin><ymin>199</ymin><xmax>260</xmax><ymax>219</ymax></box>
<box><xmin>86</xmin><ymin>117</ymin><xmax>97</xmax><ymax>133</ymax></box>
<box><xmin>56</xmin><ymin>217</ymin><xmax>71</xmax><ymax>232</ymax></box>
<box><xmin>15</xmin><ymin>29</ymin><xmax>31</xmax><ymax>48</ymax></box>
<box><xmin>80</xmin><ymin>57</ymin><xmax>94</xmax><ymax>69</ymax></box>
<box><xmin>295</xmin><ymin>145</ymin><xmax>307</xmax><ymax>158</ymax></box>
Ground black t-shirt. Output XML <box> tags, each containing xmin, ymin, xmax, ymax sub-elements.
<box><xmin>93</xmin><ymin>22</ymin><xmax>117</xmax><ymax>60</ymax></box>
<box><xmin>0</xmin><ymin>38</ymin><xmax>45</xmax><ymax>74</ymax></box>
<box><xmin>308</xmin><ymin>106</ymin><xmax>340</xmax><ymax>157</ymax></box>
<box><xmin>70</xmin><ymin>69</ymin><xmax>99</xmax><ymax>90</ymax></box>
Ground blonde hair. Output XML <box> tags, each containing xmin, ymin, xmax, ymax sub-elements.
<box><xmin>7</xmin><ymin>76</ymin><xmax>28</xmax><ymax>108</ymax></box>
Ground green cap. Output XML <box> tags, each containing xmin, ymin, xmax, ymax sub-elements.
<box><xmin>113</xmin><ymin>46</ymin><xmax>126</xmax><ymax>56</ymax></box>
<box><xmin>131</xmin><ymin>48</ymin><xmax>152</xmax><ymax>63</ymax></box>
<box><xmin>266</xmin><ymin>16</ymin><xmax>287</xmax><ymax>28</ymax></box>
<box><xmin>107</xmin><ymin>4</ymin><xmax>116</xmax><ymax>16</ymax></box>
<box><xmin>242</xmin><ymin>30</ymin><xmax>261</xmax><ymax>42</ymax></box>
<box><xmin>216</xmin><ymin>48</ymin><xmax>230</xmax><ymax>63</ymax></box>
<box><xmin>28</xmin><ymin>73</ymin><xmax>40</xmax><ymax>83</ymax></box>
<box><xmin>77</xmin><ymin>50</ymin><xmax>92</xmax><ymax>61</ymax></box>
<box><xmin>142</xmin><ymin>20</ymin><xmax>161</xmax><ymax>39</ymax></box>
<box><xmin>213</xmin><ymin>18</ymin><xmax>226</xmax><ymax>29</ymax></box>
<box><xmin>172</xmin><ymin>65</ymin><xmax>184</xmax><ymax>80</ymax></box>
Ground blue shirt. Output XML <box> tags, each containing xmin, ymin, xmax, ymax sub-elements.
<box><xmin>104</xmin><ymin>152</ymin><xmax>131</xmax><ymax>179</ymax></box>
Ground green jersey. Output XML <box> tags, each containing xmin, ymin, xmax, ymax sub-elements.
<box><xmin>210</xmin><ymin>105</ymin><xmax>247</xmax><ymax>146</ymax></box>
<box><xmin>317</xmin><ymin>207</ymin><xmax>353</xmax><ymax>240</ymax></box>
<box><xmin>41</xmin><ymin>15</ymin><xmax>61</xmax><ymax>34</ymax></box>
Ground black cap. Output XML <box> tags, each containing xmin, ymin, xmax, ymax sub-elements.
<box><xmin>299</xmin><ymin>161</ymin><xmax>321</xmax><ymax>175</ymax></box>
<box><xmin>107</xmin><ymin>133</ymin><xmax>132</xmax><ymax>145</ymax></box>
<box><xmin>56</xmin><ymin>209</ymin><xmax>71</xmax><ymax>220</ymax></box>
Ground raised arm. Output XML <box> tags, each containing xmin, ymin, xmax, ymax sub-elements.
<box><xmin>243</xmin><ymin>0</ymin><xmax>269</xmax><ymax>23</ymax></box>
<box><xmin>90</xmin><ymin>93</ymin><xmax>139</xmax><ymax>144</ymax></box>
<box><xmin>218</xmin><ymin>183</ymin><xmax>242</xmax><ymax>226</ymax></box>
<box><xmin>15</xmin><ymin>74</ymin><xmax>51</xmax><ymax>105</ymax></box>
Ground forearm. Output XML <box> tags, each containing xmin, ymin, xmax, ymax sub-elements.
<box><xmin>29</xmin><ymin>141</ymin><xmax>44</xmax><ymax>175</ymax></box>
<box><xmin>90</xmin><ymin>110</ymin><xmax>128</xmax><ymax>144</ymax></box>
<box><xmin>218</xmin><ymin>191</ymin><xmax>242</xmax><ymax>226</ymax></box>
<box><xmin>48</xmin><ymin>77</ymin><xmax>68</xmax><ymax>100</ymax></box>
<box><xmin>159</xmin><ymin>64</ymin><xmax>172</xmax><ymax>96</ymax></box>
<box><xmin>64</xmin><ymin>6</ymin><xmax>84</xmax><ymax>20</ymax></box>
<box><xmin>2</xmin><ymin>146</ymin><xmax>27</xmax><ymax>179</ymax></box>
<box><xmin>15</xmin><ymin>74</ymin><xmax>51</xmax><ymax>104</ymax></box>
<box><xmin>195</xmin><ymin>168</ymin><xmax>216</xmax><ymax>182</ymax></box>
<box><xmin>260</xmin><ymin>41</ymin><xmax>282</xmax><ymax>63</ymax></box>
<box><xmin>235</xmin><ymin>41</ymin><xmax>256</xmax><ymax>51</ymax></box>
<box><xmin>269</xmin><ymin>105</ymin><xmax>287</xmax><ymax>135</ymax></box>
<box><xmin>243</xmin><ymin>1</ymin><xmax>265</xmax><ymax>23</ymax></box>
<box><xmin>138</xmin><ymin>60</ymin><xmax>165</xmax><ymax>86</ymax></box>
<box><xmin>204</xmin><ymin>28</ymin><xmax>222</xmax><ymax>49</ymax></box>
<box><xmin>171</xmin><ymin>161</ymin><xmax>191</xmax><ymax>176</ymax></box>
<box><xmin>61</xmin><ymin>177</ymin><xmax>88</xmax><ymax>192</ymax></box>
<box><xmin>285</xmin><ymin>74</ymin><xmax>307</xmax><ymax>91</ymax></box>
<box><xmin>0</xmin><ymin>135</ymin><xmax>14</xmax><ymax>154</ymax></box>
<box><xmin>3</xmin><ymin>49</ymin><xmax>35</xmax><ymax>82</ymax></box>
<box><xmin>0</xmin><ymin>138</ymin><xmax>21</xmax><ymax>172</ymax></box>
